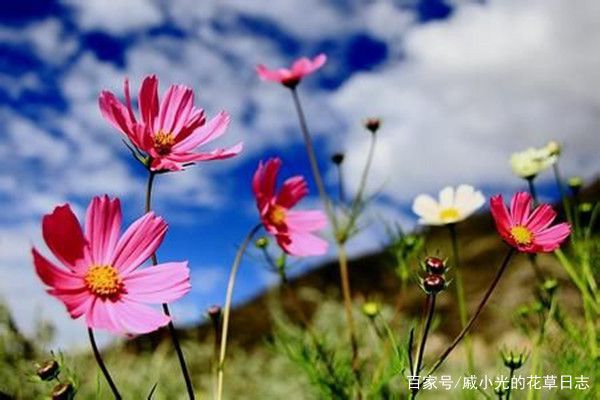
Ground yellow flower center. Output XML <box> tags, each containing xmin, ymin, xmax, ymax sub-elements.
<box><xmin>153</xmin><ymin>130</ymin><xmax>175</xmax><ymax>155</ymax></box>
<box><xmin>439</xmin><ymin>207</ymin><xmax>460</xmax><ymax>222</ymax></box>
<box><xmin>268</xmin><ymin>205</ymin><xmax>287</xmax><ymax>226</ymax></box>
<box><xmin>84</xmin><ymin>265</ymin><xmax>123</xmax><ymax>298</ymax></box>
<box><xmin>510</xmin><ymin>225</ymin><xmax>533</xmax><ymax>245</ymax></box>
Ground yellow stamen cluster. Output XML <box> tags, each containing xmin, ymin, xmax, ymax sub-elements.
<box><xmin>153</xmin><ymin>131</ymin><xmax>175</xmax><ymax>155</ymax></box>
<box><xmin>510</xmin><ymin>225</ymin><xmax>533</xmax><ymax>245</ymax></box>
<box><xmin>84</xmin><ymin>265</ymin><xmax>123</xmax><ymax>298</ymax></box>
<box><xmin>439</xmin><ymin>207</ymin><xmax>460</xmax><ymax>223</ymax></box>
<box><xmin>268</xmin><ymin>205</ymin><xmax>287</xmax><ymax>226</ymax></box>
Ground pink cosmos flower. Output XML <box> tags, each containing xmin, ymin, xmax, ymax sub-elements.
<box><xmin>253</xmin><ymin>158</ymin><xmax>328</xmax><ymax>256</ymax></box>
<box><xmin>256</xmin><ymin>54</ymin><xmax>327</xmax><ymax>88</ymax></box>
<box><xmin>32</xmin><ymin>195</ymin><xmax>191</xmax><ymax>335</ymax></box>
<box><xmin>490</xmin><ymin>192</ymin><xmax>570</xmax><ymax>253</ymax></box>
<box><xmin>99</xmin><ymin>75</ymin><xmax>242</xmax><ymax>171</ymax></box>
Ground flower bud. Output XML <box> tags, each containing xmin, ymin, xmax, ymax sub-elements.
<box><xmin>422</xmin><ymin>273</ymin><xmax>445</xmax><ymax>294</ymax></box>
<box><xmin>361</xmin><ymin>302</ymin><xmax>381</xmax><ymax>318</ymax></box>
<box><xmin>567</xmin><ymin>176</ymin><xmax>583</xmax><ymax>196</ymax></box>
<box><xmin>331</xmin><ymin>153</ymin><xmax>345</xmax><ymax>165</ymax></box>
<box><xmin>52</xmin><ymin>383</ymin><xmax>75</xmax><ymax>400</ymax></box>
<box><xmin>501</xmin><ymin>350</ymin><xmax>528</xmax><ymax>370</ymax></box>
<box><xmin>424</xmin><ymin>256</ymin><xmax>445</xmax><ymax>275</ymax></box>
<box><xmin>579</xmin><ymin>202</ymin><xmax>593</xmax><ymax>214</ymax></box>
<box><xmin>254</xmin><ymin>237</ymin><xmax>269</xmax><ymax>249</ymax></box>
<box><xmin>541</xmin><ymin>279</ymin><xmax>558</xmax><ymax>296</ymax></box>
<box><xmin>545</xmin><ymin>141</ymin><xmax>561</xmax><ymax>156</ymax></box>
<box><xmin>207</xmin><ymin>305</ymin><xmax>222</xmax><ymax>323</ymax></box>
<box><xmin>364</xmin><ymin>117</ymin><xmax>381</xmax><ymax>134</ymax></box>
<box><xmin>37</xmin><ymin>360</ymin><xmax>60</xmax><ymax>381</ymax></box>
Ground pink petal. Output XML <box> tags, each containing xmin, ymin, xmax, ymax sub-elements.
<box><xmin>510</xmin><ymin>192</ymin><xmax>532</xmax><ymax>225</ymax></box>
<box><xmin>167</xmin><ymin>142</ymin><xmax>243</xmax><ymax>164</ymax></box>
<box><xmin>174</xmin><ymin>107</ymin><xmax>206</xmax><ymax>142</ymax></box>
<box><xmin>172</xmin><ymin>111</ymin><xmax>230</xmax><ymax>153</ymax></box>
<box><xmin>253</xmin><ymin>158</ymin><xmax>281</xmax><ymax>210</ymax></box>
<box><xmin>86</xmin><ymin>298</ymin><xmax>121</xmax><ymax>333</ymax></box>
<box><xmin>285</xmin><ymin>210</ymin><xmax>327</xmax><ymax>232</ymax></box>
<box><xmin>157</xmin><ymin>84</ymin><xmax>194</xmax><ymax>135</ymax></box>
<box><xmin>110</xmin><ymin>299</ymin><xmax>171</xmax><ymax>335</ymax></box>
<box><xmin>49</xmin><ymin>288</ymin><xmax>93</xmax><ymax>319</ymax></box>
<box><xmin>84</xmin><ymin>196</ymin><xmax>122</xmax><ymax>266</ymax></box>
<box><xmin>278</xmin><ymin>231</ymin><xmax>328</xmax><ymax>257</ymax></box>
<box><xmin>42</xmin><ymin>204</ymin><xmax>86</xmax><ymax>271</ymax></box>
<box><xmin>490</xmin><ymin>195</ymin><xmax>512</xmax><ymax>238</ymax></box>
<box><xmin>98</xmin><ymin>91</ymin><xmax>140</xmax><ymax>146</ymax></box>
<box><xmin>256</xmin><ymin>65</ymin><xmax>286</xmax><ymax>82</ymax></box>
<box><xmin>525</xmin><ymin>204</ymin><xmax>556</xmax><ymax>233</ymax></box>
<box><xmin>150</xmin><ymin>157</ymin><xmax>184</xmax><ymax>172</ymax></box>
<box><xmin>112</xmin><ymin>212</ymin><xmax>167</xmax><ymax>274</ymax></box>
<box><xmin>123</xmin><ymin>262</ymin><xmax>191</xmax><ymax>303</ymax></box>
<box><xmin>138</xmin><ymin>75</ymin><xmax>159</xmax><ymax>128</ymax></box>
<box><xmin>533</xmin><ymin>223</ymin><xmax>571</xmax><ymax>251</ymax></box>
<box><xmin>276</xmin><ymin>176</ymin><xmax>308</xmax><ymax>208</ymax></box>
<box><xmin>32</xmin><ymin>248</ymin><xmax>85</xmax><ymax>290</ymax></box>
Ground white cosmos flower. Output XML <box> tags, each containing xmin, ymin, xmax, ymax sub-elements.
<box><xmin>412</xmin><ymin>185</ymin><xmax>486</xmax><ymax>226</ymax></box>
<box><xmin>510</xmin><ymin>146</ymin><xmax>557</xmax><ymax>179</ymax></box>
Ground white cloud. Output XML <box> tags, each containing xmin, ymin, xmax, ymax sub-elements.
<box><xmin>333</xmin><ymin>0</ymin><xmax>600</xmax><ymax>206</ymax></box>
<box><xmin>62</xmin><ymin>0</ymin><xmax>163</xmax><ymax>34</ymax></box>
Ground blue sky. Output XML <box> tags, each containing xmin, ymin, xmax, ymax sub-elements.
<box><xmin>1</xmin><ymin>0</ymin><xmax>599</xmax><ymax>348</ymax></box>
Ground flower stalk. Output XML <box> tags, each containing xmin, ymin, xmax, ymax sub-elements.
<box><xmin>88</xmin><ymin>328</ymin><xmax>121</xmax><ymax>400</ymax></box>
<box><xmin>426</xmin><ymin>248</ymin><xmax>515</xmax><ymax>377</ymax></box>
<box><xmin>411</xmin><ymin>294</ymin><xmax>436</xmax><ymax>399</ymax></box>
<box><xmin>217</xmin><ymin>224</ymin><xmax>262</xmax><ymax>400</ymax></box>
<box><xmin>145</xmin><ymin>170</ymin><xmax>196</xmax><ymax>400</ymax></box>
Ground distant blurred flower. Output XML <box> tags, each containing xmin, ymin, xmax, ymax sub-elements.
<box><xmin>253</xmin><ymin>158</ymin><xmax>328</xmax><ymax>256</ymax></box>
<box><xmin>364</xmin><ymin>117</ymin><xmax>381</xmax><ymax>134</ymax></box>
<box><xmin>99</xmin><ymin>75</ymin><xmax>242</xmax><ymax>171</ymax></box>
<box><xmin>256</xmin><ymin>54</ymin><xmax>327</xmax><ymax>88</ymax></box>
<box><xmin>510</xmin><ymin>147</ymin><xmax>556</xmax><ymax>179</ymax></box>
<box><xmin>567</xmin><ymin>176</ymin><xmax>583</xmax><ymax>195</ymax></box>
<box><xmin>361</xmin><ymin>301</ymin><xmax>381</xmax><ymax>318</ymax></box>
<box><xmin>32</xmin><ymin>196</ymin><xmax>191</xmax><ymax>335</ymax></box>
<box><xmin>545</xmin><ymin>140</ymin><xmax>562</xmax><ymax>157</ymax></box>
<box><xmin>412</xmin><ymin>185</ymin><xmax>485</xmax><ymax>226</ymax></box>
<box><xmin>490</xmin><ymin>192</ymin><xmax>570</xmax><ymax>253</ymax></box>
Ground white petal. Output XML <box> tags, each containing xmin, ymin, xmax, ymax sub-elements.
<box><xmin>412</xmin><ymin>194</ymin><xmax>441</xmax><ymax>224</ymax></box>
<box><xmin>438</xmin><ymin>186</ymin><xmax>455</xmax><ymax>208</ymax></box>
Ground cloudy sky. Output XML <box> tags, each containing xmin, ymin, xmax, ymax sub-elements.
<box><xmin>1</xmin><ymin>0</ymin><xmax>599</xmax><ymax>348</ymax></box>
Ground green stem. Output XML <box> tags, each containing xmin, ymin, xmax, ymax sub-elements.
<box><xmin>290</xmin><ymin>87</ymin><xmax>337</xmax><ymax>230</ymax></box>
<box><xmin>145</xmin><ymin>170</ymin><xmax>195</xmax><ymax>400</ymax></box>
<box><xmin>506</xmin><ymin>367</ymin><xmax>515</xmax><ymax>400</ymax></box>
<box><xmin>426</xmin><ymin>248</ymin><xmax>515</xmax><ymax>377</ymax></box>
<box><xmin>448</xmin><ymin>224</ymin><xmax>474</xmax><ymax>374</ymax></box>
<box><xmin>346</xmin><ymin>131</ymin><xmax>377</xmax><ymax>234</ymax></box>
<box><xmin>88</xmin><ymin>328</ymin><xmax>122</xmax><ymax>399</ymax></box>
<box><xmin>552</xmin><ymin>163</ymin><xmax>573</xmax><ymax>226</ymax></box>
<box><xmin>526</xmin><ymin>177</ymin><xmax>538</xmax><ymax>206</ymax></box>
<box><xmin>335</xmin><ymin>163</ymin><xmax>346</xmax><ymax>204</ymax></box>
<box><xmin>554</xmin><ymin>249</ymin><xmax>599</xmax><ymax>312</ymax></box>
<box><xmin>411</xmin><ymin>295</ymin><xmax>436</xmax><ymax>399</ymax></box>
<box><xmin>337</xmin><ymin>244</ymin><xmax>360</xmax><ymax>379</ymax></box>
<box><xmin>216</xmin><ymin>224</ymin><xmax>262</xmax><ymax>400</ymax></box>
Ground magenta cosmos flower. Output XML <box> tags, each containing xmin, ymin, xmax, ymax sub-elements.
<box><xmin>99</xmin><ymin>75</ymin><xmax>242</xmax><ymax>171</ymax></box>
<box><xmin>253</xmin><ymin>158</ymin><xmax>328</xmax><ymax>256</ymax></box>
<box><xmin>490</xmin><ymin>192</ymin><xmax>570</xmax><ymax>253</ymax></box>
<box><xmin>32</xmin><ymin>195</ymin><xmax>191</xmax><ymax>335</ymax></box>
<box><xmin>256</xmin><ymin>54</ymin><xmax>327</xmax><ymax>88</ymax></box>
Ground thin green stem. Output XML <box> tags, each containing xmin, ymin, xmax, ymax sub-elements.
<box><xmin>554</xmin><ymin>249</ymin><xmax>599</xmax><ymax>312</ymax></box>
<box><xmin>145</xmin><ymin>170</ymin><xmax>195</xmax><ymax>400</ymax></box>
<box><xmin>411</xmin><ymin>294</ymin><xmax>436</xmax><ymax>399</ymax></box>
<box><xmin>337</xmin><ymin>244</ymin><xmax>360</xmax><ymax>378</ymax></box>
<box><xmin>505</xmin><ymin>367</ymin><xmax>515</xmax><ymax>400</ymax></box>
<box><xmin>88</xmin><ymin>328</ymin><xmax>121</xmax><ymax>399</ymax></box>
<box><xmin>216</xmin><ymin>224</ymin><xmax>262</xmax><ymax>400</ymax></box>
<box><xmin>346</xmin><ymin>131</ymin><xmax>377</xmax><ymax>234</ymax></box>
<box><xmin>290</xmin><ymin>87</ymin><xmax>337</xmax><ymax>230</ymax></box>
<box><xmin>335</xmin><ymin>163</ymin><xmax>346</xmax><ymax>204</ymax></box>
<box><xmin>426</xmin><ymin>248</ymin><xmax>515</xmax><ymax>377</ymax></box>
<box><xmin>448</xmin><ymin>224</ymin><xmax>474</xmax><ymax>374</ymax></box>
